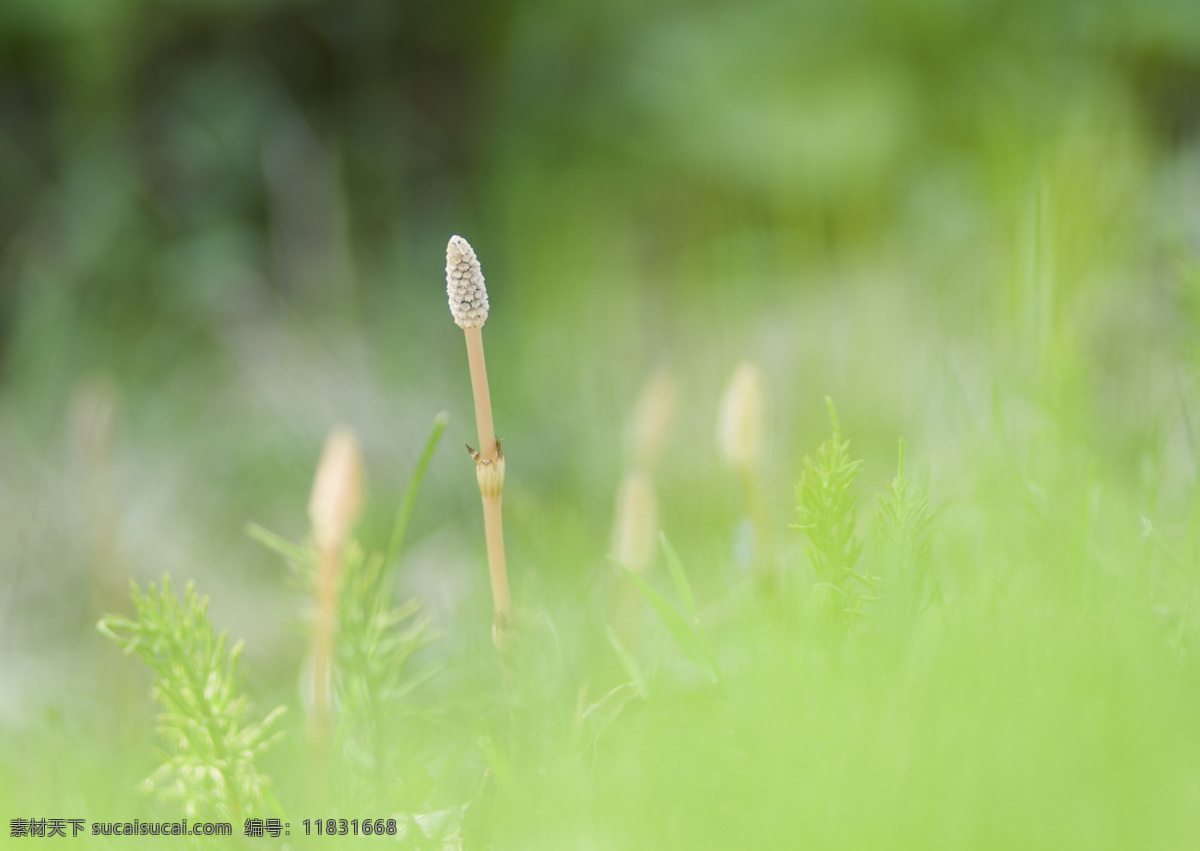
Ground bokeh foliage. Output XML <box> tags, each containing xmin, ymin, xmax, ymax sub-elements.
<box><xmin>3</xmin><ymin>0</ymin><xmax>1200</xmax><ymax>847</ymax></box>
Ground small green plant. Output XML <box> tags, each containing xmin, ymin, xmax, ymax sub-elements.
<box><xmin>97</xmin><ymin>578</ymin><xmax>285</xmax><ymax>820</ymax></box>
<box><xmin>793</xmin><ymin>397</ymin><xmax>876</xmax><ymax>622</ymax></box>
<box><xmin>248</xmin><ymin>415</ymin><xmax>445</xmax><ymax>809</ymax></box>
<box><xmin>335</xmin><ymin>543</ymin><xmax>436</xmax><ymax>808</ymax></box>
<box><xmin>874</xmin><ymin>438</ymin><xmax>936</xmax><ymax>615</ymax></box>
<box><xmin>615</xmin><ymin>533</ymin><xmax>721</xmax><ymax>686</ymax></box>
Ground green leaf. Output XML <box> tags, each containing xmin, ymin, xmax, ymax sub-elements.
<box><xmin>659</xmin><ymin>533</ymin><xmax>697</xmax><ymax>621</ymax></box>
<box><xmin>614</xmin><ymin>558</ymin><xmax>720</xmax><ymax>684</ymax></box>
<box><xmin>660</xmin><ymin>534</ymin><xmax>721</xmax><ymax>679</ymax></box>
<box><xmin>873</xmin><ymin>437</ymin><xmax>935</xmax><ymax>614</ymax></box>
<box><xmin>606</xmin><ymin>626</ymin><xmax>650</xmax><ymax>699</ymax></box>
<box><xmin>244</xmin><ymin>522</ymin><xmax>310</xmax><ymax>565</ymax></box>
<box><xmin>386</xmin><ymin>411</ymin><xmax>448</xmax><ymax>568</ymax></box>
<box><xmin>579</xmin><ymin>681</ymin><xmax>639</xmax><ymax>754</ymax></box>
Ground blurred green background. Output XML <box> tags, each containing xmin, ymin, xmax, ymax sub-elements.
<box><xmin>3</xmin><ymin>0</ymin><xmax>1200</xmax><ymax>845</ymax></box>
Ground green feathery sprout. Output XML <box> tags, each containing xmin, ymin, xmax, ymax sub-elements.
<box><xmin>874</xmin><ymin>438</ymin><xmax>936</xmax><ymax>616</ymax></box>
<box><xmin>793</xmin><ymin>398</ymin><xmax>874</xmax><ymax>621</ymax></box>
<box><xmin>98</xmin><ymin>577</ymin><xmax>285</xmax><ymax>820</ymax></box>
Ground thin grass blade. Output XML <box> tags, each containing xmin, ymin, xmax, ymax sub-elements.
<box><xmin>606</xmin><ymin>626</ymin><xmax>650</xmax><ymax>699</ymax></box>
<box><xmin>658</xmin><ymin>534</ymin><xmax>721</xmax><ymax>680</ymax></box>
<box><xmin>614</xmin><ymin>558</ymin><xmax>719</xmax><ymax>684</ymax></box>
<box><xmin>659</xmin><ymin>533</ymin><xmax>697</xmax><ymax>620</ymax></box>
<box><xmin>386</xmin><ymin>411</ymin><xmax>449</xmax><ymax>568</ymax></box>
<box><xmin>244</xmin><ymin>523</ymin><xmax>310</xmax><ymax>565</ymax></box>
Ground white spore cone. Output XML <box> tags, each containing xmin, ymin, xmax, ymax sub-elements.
<box><xmin>447</xmin><ymin>235</ymin><xmax>489</xmax><ymax>329</ymax></box>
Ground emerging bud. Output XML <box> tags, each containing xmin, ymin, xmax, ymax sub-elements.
<box><xmin>717</xmin><ymin>362</ymin><xmax>765</xmax><ymax>472</ymax></box>
<box><xmin>612</xmin><ymin>468</ymin><xmax>658</xmax><ymax>574</ymax></box>
<box><xmin>627</xmin><ymin>367</ymin><xmax>678</xmax><ymax>471</ymax></box>
<box><xmin>446</xmin><ymin>235</ymin><xmax>489</xmax><ymax>329</ymax></box>
<box><xmin>308</xmin><ymin>426</ymin><xmax>365</xmax><ymax>553</ymax></box>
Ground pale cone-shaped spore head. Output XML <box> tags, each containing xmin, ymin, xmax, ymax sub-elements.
<box><xmin>308</xmin><ymin>426</ymin><xmax>365</xmax><ymax>552</ymax></box>
<box><xmin>446</xmin><ymin>235</ymin><xmax>489</xmax><ymax>329</ymax></box>
<box><xmin>717</xmin><ymin>362</ymin><xmax>765</xmax><ymax>471</ymax></box>
<box><xmin>627</xmin><ymin>367</ymin><xmax>678</xmax><ymax>471</ymax></box>
<box><xmin>612</xmin><ymin>468</ymin><xmax>658</xmax><ymax>574</ymax></box>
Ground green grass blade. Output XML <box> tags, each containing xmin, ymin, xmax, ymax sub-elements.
<box><xmin>244</xmin><ymin>522</ymin><xmax>310</xmax><ymax>565</ymax></box>
<box><xmin>606</xmin><ymin>626</ymin><xmax>650</xmax><ymax>699</ymax></box>
<box><xmin>659</xmin><ymin>533</ymin><xmax>721</xmax><ymax>680</ymax></box>
<box><xmin>659</xmin><ymin>533</ymin><xmax>697</xmax><ymax>621</ymax></box>
<box><xmin>386</xmin><ymin>411</ymin><xmax>449</xmax><ymax>568</ymax></box>
<box><xmin>579</xmin><ymin>682</ymin><xmax>639</xmax><ymax>754</ymax></box>
<box><xmin>614</xmin><ymin>558</ymin><xmax>719</xmax><ymax>685</ymax></box>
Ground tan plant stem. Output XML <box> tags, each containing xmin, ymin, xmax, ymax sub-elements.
<box><xmin>465</xmin><ymin>327</ymin><xmax>497</xmax><ymax>464</ymax></box>
<box><xmin>305</xmin><ymin>426</ymin><xmax>362</xmax><ymax>763</ymax></box>
<box><xmin>464</xmin><ymin>325</ymin><xmax>512</xmax><ymax>646</ymax></box>
<box><xmin>740</xmin><ymin>467</ymin><xmax>778</xmax><ymax>593</ymax></box>
<box><xmin>480</xmin><ymin>476</ymin><xmax>511</xmax><ymax>627</ymax></box>
<box><xmin>311</xmin><ymin>543</ymin><xmax>338</xmax><ymax>745</ymax></box>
